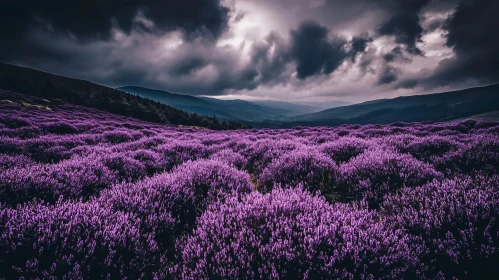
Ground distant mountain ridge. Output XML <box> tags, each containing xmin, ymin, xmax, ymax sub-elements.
<box><xmin>1</xmin><ymin>62</ymin><xmax>498</xmax><ymax>129</ymax></box>
<box><xmin>0</xmin><ymin>63</ymin><xmax>245</xmax><ymax>129</ymax></box>
<box><xmin>117</xmin><ymin>86</ymin><xmax>332</xmax><ymax>122</ymax></box>
<box><xmin>284</xmin><ymin>83</ymin><xmax>499</xmax><ymax>126</ymax></box>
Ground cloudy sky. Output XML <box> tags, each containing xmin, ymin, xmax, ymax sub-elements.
<box><xmin>1</xmin><ymin>0</ymin><xmax>498</xmax><ymax>102</ymax></box>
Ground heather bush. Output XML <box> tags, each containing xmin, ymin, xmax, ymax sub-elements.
<box><xmin>0</xmin><ymin>116</ymin><xmax>31</xmax><ymax>128</ymax></box>
<box><xmin>99</xmin><ymin>153</ymin><xmax>147</xmax><ymax>181</ymax></box>
<box><xmin>40</xmin><ymin>122</ymin><xmax>79</xmax><ymax>134</ymax></box>
<box><xmin>259</xmin><ymin>148</ymin><xmax>337</xmax><ymax>197</ymax></box>
<box><xmin>319</xmin><ymin>137</ymin><xmax>370</xmax><ymax>163</ymax></box>
<box><xmin>337</xmin><ymin>147</ymin><xmax>442</xmax><ymax>207</ymax></box>
<box><xmin>167</xmin><ymin>159</ymin><xmax>254</xmax><ymax>226</ymax></box>
<box><xmin>103</xmin><ymin>129</ymin><xmax>134</xmax><ymax>144</ymax></box>
<box><xmin>399</xmin><ymin>135</ymin><xmax>461</xmax><ymax>162</ymax></box>
<box><xmin>435</xmin><ymin>135</ymin><xmax>499</xmax><ymax>175</ymax></box>
<box><xmin>382</xmin><ymin>176</ymin><xmax>499</xmax><ymax>278</ymax></box>
<box><xmin>0</xmin><ymin>136</ymin><xmax>23</xmax><ymax>154</ymax></box>
<box><xmin>130</xmin><ymin>149</ymin><xmax>166</xmax><ymax>175</ymax></box>
<box><xmin>22</xmin><ymin>139</ymin><xmax>73</xmax><ymax>163</ymax></box>
<box><xmin>242</xmin><ymin>139</ymin><xmax>298</xmax><ymax>175</ymax></box>
<box><xmin>174</xmin><ymin>188</ymin><xmax>422</xmax><ymax>279</ymax></box>
<box><xmin>97</xmin><ymin>174</ymin><xmax>178</xmax><ymax>252</ymax></box>
<box><xmin>99</xmin><ymin>160</ymin><xmax>253</xmax><ymax>250</ymax></box>
<box><xmin>155</xmin><ymin>140</ymin><xmax>209</xmax><ymax>170</ymax></box>
<box><xmin>0</xmin><ymin>154</ymin><xmax>33</xmax><ymax>170</ymax></box>
<box><xmin>0</xmin><ymin>126</ymin><xmax>41</xmax><ymax>139</ymax></box>
<box><xmin>209</xmin><ymin>148</ymin><xmax>248</xmax><ymax>170</ymax></box>
<box><xmin>0</xmin><ymin>201</ymin><xmax>158</xmax><ymax>279</ymax></box>
<box><xmin>0</xmin><ymin>157</ymin><xmax>117</xmax><ymax>205</ymax></box>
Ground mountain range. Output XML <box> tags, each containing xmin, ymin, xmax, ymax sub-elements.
<box><xmin>117</xmin><ymin>86</ymin><xmax>348</xmax><ymax>122</ymax></box>
<box><xmin>1</xmin><ymin>62</ymin><xmax>498</xmax><ymax>128</ymax></box>
<box><xmin>283</xmin><ymin>84</ymin><xmax>499</xmax><ymax>126</ymax></box>
<box><xmin>0</xmin><ymin>63</ymin><xmax>245</xmax><ymax>129</ymax></box>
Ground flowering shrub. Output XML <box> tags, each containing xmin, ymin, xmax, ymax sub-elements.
<box><xmin>0</xmin><ymin>154</ymin><xmax>33</xmax><ymax>170</ymax></box>
<box><xmin>0</xmin><ymin>115</ymin><xmax>31</xmax><ymax>128</ymax></box>
<box><xmin>320</xmin><ymin>137</ymin><xmax>370</xmax><ymax>163</ymax></box>
<box><xmin>167</xmin><ymin>159</ymin><xmax>254</xmax><ymax>226</ymax></box>
<box><xmin>97</xmin><ymin>174</ymin><xmax>178</xmax><ymax>253</ymax></box>
<box><xmin>103</xmin><ymin>129</ymin><xmax>134</xmax><ymax>144</ymax></box>
<box><xmin>0</xmin><ymin>157</ymin><xmax>117</xmax><ymax>205</ymax></box>
<box><xmin>435</xmin><ymin>135</ymin><xmax>499</xmax><ymax>175</ymax></box>
<box><xmin>209</xmin><ymin>148</ymin><xmax>248</xmax><ymax>170</ymax></box>
<box><xmin>382</xmin><ymin>176</ymin><xmax>499</xmax><ymax>278</ymax></box>
<box><xmin>338</xmin><ymin>147</ymin><xmax>442</xmax><ymax>207</ymax></box>
<box><xmin>99</xmin><ymin>153</ymin><xmax>147</xmax><ymax>181</ymax></box>
<box><xmin>40</xmin><ymin>122</ymin><xmax>79</xmax><ymax>135</ymax></box>
<box><xmin>155</xmin><ymin>140</ymin><xmax>209</xmax><ymax>170</ymax></box>
<box><xmin>0</xmin><ymin>201</ymin><xmax>158</xmax><ymax>279</ymax></box>
<box><xmin>259</xmin><ymin>148</ymin><xmax>337</xmax><ymax>197</ymax></box>
<box><xmin>1</xmin><ymin>92</ymin><xmax>499</xmax><ymax>278</ymax></box>
<box><xmin>399</xmin><ymin>135</ymin><xmax>461</xmax><ymax>162</ymax></box>
<box><xmin>130</xmin><ymin>149</ymin><xmax>166</xmax><ymax>175</ymax></box>
<box><xmin>174</xmin><ymin>188</ymin><xmax>422</xmax><ymax>279</ymax></box>
<box><xmin>241</xmin><ymin>139</ymin><xmax>298</xmax><ymax>174</ymax></box>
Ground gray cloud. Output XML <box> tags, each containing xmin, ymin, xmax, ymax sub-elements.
<box><xmin>397</xmin><ymin>0</ymin><xmax>499</xmax><ymax>89</ymax></box>
<box><xmin>0</xmin><ymin>0</ymin><xmax>497</xmax><ymax>102</ymax></box>
<box><xmin>289</xmin><ymin>21</ymin><xmax>348</xmax><ymax>79</ymax></box>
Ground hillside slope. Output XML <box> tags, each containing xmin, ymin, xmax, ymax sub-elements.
<box><xmin>0</xmin><ymin>63</ymin><xmax>244</xmax><ymax>129</ymax></box>
<box><xmin>118</xmin><ymin>86</ymin><xmax>295</xmax><ymax>121</ymax></box>
<box><xmin>289</xmin><ymin>84</ymin><xmax>499</xmax><ymax>125</ymax></box>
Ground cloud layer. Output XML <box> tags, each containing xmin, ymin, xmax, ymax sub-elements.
<box><xmin>0</xmin><ymin>0</ymin><xmax>498</xmax><ymax>102</ymax></box>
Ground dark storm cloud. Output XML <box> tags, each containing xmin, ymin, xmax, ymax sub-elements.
<box><xmin>6</xmin><ymin>0</ymin><xmax>229</xmax><ymax>39</ymax></box>
<box><xmin>1</xmin><ymin>0</ymin><xmax>497</xmax><ymax>100</ymax></box>
<box><xmin>437</xmin><ymin>0</ymin><xmax>499</xmax><ymax>82</ymax></box>
<box><xmin>248</xmin><ymin>31</ymin><xmax>292</xmax><ymax>85</ymax></box>
<box><xmin>349</xmin><ymin>35</ymin><xmax>373</xmax><ymax>62</ymax></box>
<box><xmin>0</xmin><ymin>0</ymin><xmax>230</xmax><ymax>60</ymax></box>
<box><xmin>375</xmin><ymin>0</ymin><xmax>432</xmax><ymax>55</ymax></box>
<box><xmin>378</xmin><ymin>65</ymin><xmax>399</xmax><ymax>85</ymax></box>
<box><xmin>170</xmin><ymin>56</ymin><xmax>209</xmax><ymax>77</ymax></box>
<box><xmin>398</xmin><ymin>0</ymin><xmax>499</xmax><ymax>89</ymax></box>
<box><xmin>288</xmin><ymin>21</ymin><xmax>349</xmax><ymax>80</ymax></box>
<box><xmin>383</xmin><ymin>47</ymin><xmax>411</xmax><ymax>63</ymax></box>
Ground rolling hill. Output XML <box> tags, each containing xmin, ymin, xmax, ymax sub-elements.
<box><xmin>285</xmin><ymin>84</ymin><xmax>499</xmax><ymax>126</ymax></box>
<box><xmin>2</xmin><ymin>62</ymin><xmax>498</xmax><ymax>129</ymax></box>
<box><xmin>0</xmin><ymin>63</ymin><xmax>245</xmax><ymax>129</ymax></box>
<box><xmin>117</xmin><ymin>86</ymin><xmax>326</xmax><ymax>121</ymax></box>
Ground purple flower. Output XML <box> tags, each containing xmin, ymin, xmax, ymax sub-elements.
<box><xmin>174</xmin><ymin>188</ymin><xmax>422</xmax><ymax>279</ymax></box>
<box><xmin>0</xmin><ymin>201</ymin><xmax>158</xmax><ymax>279</ymax></box>
<box><xmin>259</xmin><ymin>147</ymin><xmax>337</xmax><ymax>197</ymax></box>
<box><xmin>382</xmin><ymin>175</ymin><xmax>499</xmax><ymax>278</ymax></box>
<box><xmin>337</xmin><ymin>146</ymin><xmax>442</xmax><ymax>207</ymax></box>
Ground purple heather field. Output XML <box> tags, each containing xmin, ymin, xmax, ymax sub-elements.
<box><xmin>1</xmin><ymin>90</ymin><xmax>499</xmax><ymax>279</ymax></box>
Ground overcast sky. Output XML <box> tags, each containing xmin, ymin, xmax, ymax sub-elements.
<box><xmin>1</xmin><ymin>0</ymin><xmax>498</xmax><ymax>102</ymax></box>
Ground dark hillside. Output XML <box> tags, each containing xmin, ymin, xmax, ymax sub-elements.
<box><xmin>0</xmin><ymin>63</ymin><xmax>245</xmax><ymax>129</ymax></box>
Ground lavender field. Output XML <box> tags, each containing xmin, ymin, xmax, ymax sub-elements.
<box><xmin>1</xmin><ymin>90</ymin><xmax>499</xmax><ymax>279</ymax></box>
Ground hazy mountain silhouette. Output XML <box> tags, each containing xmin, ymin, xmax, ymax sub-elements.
<box><xmin>282</xmin><ymin>83</ymin><xmax>499</xmax><ymax>126</ymax></box>
<box><xmin>117</xmin><ymin>86</ymin><xmax>330</xmax><ymax>121</ymax></box>
<box><xmin>0</xmin><ymin>63</ymin><xmax>245</xmax><ymax>129</ymax></box>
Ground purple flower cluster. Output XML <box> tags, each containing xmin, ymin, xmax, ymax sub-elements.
<box><xmin>174</xmin><ymin>188</ymin><xmax>422</xmax><ymax>279</ymax></box>
<box><xmin>338</xmin><ymin>147</ymin><xmax>442</xmax><ymax>207</ymax></box>
<box><xmin>0</xmin><ymin>156</ymin><xmax>118</xmax><ymax>205</ymax></box>
<box><xmin>320</xmin><ymin>137</ymin><xmax>370</xmax><ymax>163</ymax></box>
<box><xmin>382</xmin><ymin>176</ymin><xmax>499</xmax><ymax>279</ymax></box>
<box><xmin>0</xmin><ymin>201</ymin><xmax>158</xmax><ymax>279</ymax></box>
<box><xmin>97</xmin><ymin>159</ymin><xmax>253</xmax><ymax>255</ymax></box>
<box><xmin>258</xmin><ymin>147</ymin><xmax>337</xmax><ymax>195</ymax></box>
<box><xmin>1</xmin><ymin>91</ymin><xmax>499</xmax><ymax>279</ymax></box>
<box><xmin>209</xmin><ymin>148</ymin><xmax>248</xmax><ymax>170</ymax></box>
